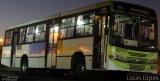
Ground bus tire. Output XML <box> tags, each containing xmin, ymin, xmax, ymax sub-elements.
<box><xmin>72</xmin><ymin>53</ymin><xmax>86</xmax><ymax>75</ymax></box>
<box><xmin>21</xmin><ymin>57</ymin><xmax>28</xmax><ymax>74</ymax></box>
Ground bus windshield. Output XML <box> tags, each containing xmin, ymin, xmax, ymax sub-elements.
<box><xmin>111</xmin><ymin>13</ymin><xmax>157</xmax><ymax>51</ymax></box>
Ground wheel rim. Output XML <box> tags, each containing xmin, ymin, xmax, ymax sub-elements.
<box><xmin>76</xmin><ymin>64</ymin><xmax>85</xmax><ymax>73</ymax></box>
<box><xmin>22</xmin><ymin>62</ymin><xmax>27</xmax><ymax>73</ymax></box>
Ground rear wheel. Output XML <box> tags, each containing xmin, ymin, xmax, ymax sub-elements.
<box><xmin>21</xmin><ymin>58</ymin><xmax>28</xmax><ymax>74</ymax></box>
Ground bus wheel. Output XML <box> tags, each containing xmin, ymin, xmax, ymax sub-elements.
<box><xmin>75</xmin><ymin>63</ymin><xmax>85</xmax><ymax>74</ymax></box>
<box><xmin>73</xmin><ymin>58</ymin><xmax>85</xmax><ymax>75</ymax></box>
<box><xmin>21</xmin><ymin>58</ymin><xmax>28</xmax><ymax>74</ymax></box>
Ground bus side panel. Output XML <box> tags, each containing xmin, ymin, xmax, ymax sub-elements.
<box><xmin>15</xmin><ymin>44</ymin><xmax>29</xmax><ymax>68</ymax></box>
<box><xmin>14</xmin><ymin>58</ymin><xmax>21</xmax><ymax>68</ymax></box>
<box><xmin>1</xmin><ymin>46</ymin><xmax>12</xmax><ymax>67</ymax></box>
<box><xmin>57</xmin><ymin>57</ymin><xmax>71</xmax><ymax>69</ymax></box>
<box><xmin>28</xmin><ymin>57</ymin><xmax>45</xmax><ymax>68</ymax></box>
<box><xmin>56</xmin><ymin>37</ymin><xmax>93</xmax><ymax>70</ymax></box>
<box><xmin>47</xmin><ymin>54</ymin><xmax>52</xmax><ymax>67</ymax></box>
<box><xmin>15</xmin><ymin>42</ymin><xmax>46</xmax><ymax>68</ymax></box>
<box><xmin>28</xmin><ymin>42</ymin><xmax>46</xmax><ymax>68</ymax></box>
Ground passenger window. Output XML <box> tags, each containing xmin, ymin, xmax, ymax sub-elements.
<box><xmin>5</xmin><ymin>31</ymin><xmax>13</xmax><ymax>45</ymax></box>
<box><xmin>76</xmin><ymin>13</ymin><xmax>94</xmax><ymax>36</ymax></box>
<box><xmin>35</xmin><ymin>24</ymin><xmax>46</xmax><ymax>41</ymax></box>
<box><xmin>19</xmin><ymin>28</ymin><xmax>26</xmax><ymax>44</ymax></box>
<box><xmin>26</xmin><ymin>26</ymin><xmax>35</xmax><ymax>43</ymax></box>
<box><xmin>60</xmin><ymin>17</ymin><xmax>75</xmax><ymax>38</ymax></box>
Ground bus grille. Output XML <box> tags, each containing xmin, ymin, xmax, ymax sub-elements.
<box><xmin>128</xmin><ymin>52</ymin><xmax>147</xmax><ymax>57</ymax></box>
<box><xmin>127</xmin><ymin>57</ymin><xmax>147</xmax><ymax>64</ymax></box>
<box><xmin>129</xmin><ymin>64</ymin><xmax>145</xmax><ymax>71</ymax></box>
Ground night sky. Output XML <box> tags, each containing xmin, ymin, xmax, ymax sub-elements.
<box><xmin>0</xmin><ymin>0</ymin><xmax>159</xmax><ymax>47</ymax></box>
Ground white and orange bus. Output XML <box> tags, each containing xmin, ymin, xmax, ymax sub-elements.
<box><xmin>1</xmin><ymin>1</ymin><xmax>158</xmax><ymax>75</ymax></box>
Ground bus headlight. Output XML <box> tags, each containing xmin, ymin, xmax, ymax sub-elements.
<box><xmin>109</xmin><ymin>55</ymin><xmax>128</xmax><ymax>62</ymax></box>
<box><xmin>148</xmin><ymin>59</ymin><xmax>157</xmax><ymax>64</ymax></box>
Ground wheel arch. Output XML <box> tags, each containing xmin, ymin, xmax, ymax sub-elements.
<box><xmin>20</xmin><ymin>54</ymin><xmax>28</xmax><ymax>66</ymax></box>
<box><xmin>71</xmin><ymin>51</ymin><xmax>86</xmax><ymax>70</ymax></box>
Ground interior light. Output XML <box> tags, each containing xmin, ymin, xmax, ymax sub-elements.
<box><xmin>54</xmin><ymin>26</ymin><xmax>59</xmax><ymax>32</ymax></box>
<box><xmin>77</xmin><ymin>20</ymin><xmax>84</xmax><ymax>25</ymax></box>
<box><xmin>77</xmin><ymin>16</ymin><xmax>84</xmax><ymax>25</ymax></box>
<box><xmin>35</xmin><ymin>29</ymin><xmax>39</xmax><ymax>33</ymax></box>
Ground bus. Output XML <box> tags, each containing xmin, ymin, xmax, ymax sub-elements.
<box><xmin>1</xmin><ymin>1</ymin><xmax>158</xmax><ymax>75</ymax></box>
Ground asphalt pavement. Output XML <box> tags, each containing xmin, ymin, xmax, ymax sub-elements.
<box><xmin>0</xmin><ymin>64</ymin><xmax>160</xmax><ymax>81</ymax></box>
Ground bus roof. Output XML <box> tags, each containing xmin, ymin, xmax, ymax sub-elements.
<box><xmin>7</xmin><ymin>1</ymin><xmax>112</xmax><ymax>29</ymax></box>
<box><xmin>7</xmin><ymin>1</ymin><xmax>156</xmax><ymax>29</ymax></box>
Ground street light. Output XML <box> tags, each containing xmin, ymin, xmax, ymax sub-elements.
<box><xmin>0</xmin><ymin>38</ymin><xmax>4</xmax><ymax>45</ymax></box>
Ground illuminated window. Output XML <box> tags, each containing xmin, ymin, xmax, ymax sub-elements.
<box><xmin>76</xmin><ymin>25</ymin><xmax>84</xmax><ymax>36</ymax></box>
<box><xmin>19</xmin><ymin>28</ymin><xmax>26</xmax><ymax>44</ymax></box>
<box><xmin>60</xmin><ymin>29</ymin><xmax>67</xmax><ymax>38</ymax></box>
<box><xmin>61</xmin><ymin>17</ymin><xmax>75</xmax><ymax>28</ymax></box>
<box><xmin>49</xmin><ymin>24</ymin><xmax>59</xmax><ymax>49</ymax></box>
<box><xmin>76</xmin><ymin>13</ymin><xmax>94</xmax><ymax>36</ymax></box>
<box><xmin>26</xmin><ymin>26</ymin><xmax>35</xmax><ymax>43</ymax></box>
<box><xmin>60</xmin><ymin>17</ymin><xmax>75</xmax><ymax>38</ymax></box>
<box><xmin>35</xmin><ymin>24</ymin><xmax>46</xmax><ymax>41</ymax></box>
<box><xmin>111</xmin><ymin>13</ymin><xmax>156</xmax><ymax>48</ymax></box>
<box><xmin>67</xmin><ymin>27</ymin><xmax>74</xmax><ymax>37</ymax></box>
<box><xmin>84</xmin><ymin>24</ymin><xmax>92</xmax><ymax>35</ymax></box>
<box><xmin>5</xmin><ymin>30</ymin><xmax>13</xmax><ymax>45</ymax></box>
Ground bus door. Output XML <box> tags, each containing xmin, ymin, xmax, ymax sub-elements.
<box><xmin>93</xmin><ymin>13</ymin><xmax>107</xmax><ymax>69</ymax></box>
<box><xmin>10</xmin><ymin>29</ymin><xmax>19</xmax><ymax>67</ymax></box>
<box><xmin>48</xmin><ymin>24</ymin><xmax>59</xmax><ymax>67</ymax></box>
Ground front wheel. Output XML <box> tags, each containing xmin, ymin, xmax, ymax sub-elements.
<box><xmin>75</xmin><ymin>63</ymin><xmax>85</xmax><ymax>74</ymax></box>
<box><xmin>73</xmin><ymin>59</ymin><xmax>86</xmax><ymax>75</ymax></box>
